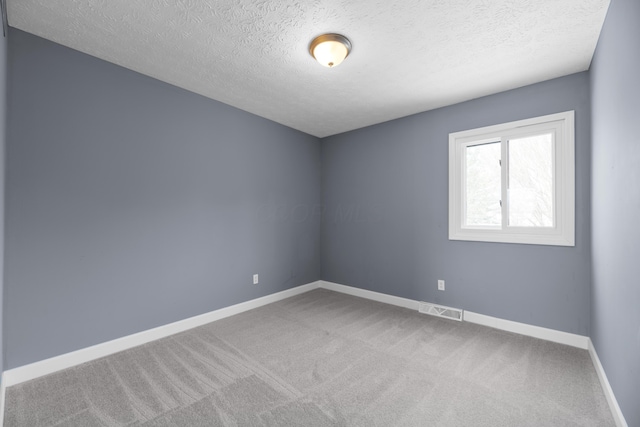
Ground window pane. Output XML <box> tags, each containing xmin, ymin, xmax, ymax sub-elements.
<box><xmin>508</xmin><ymin>133</ymin><xmax>554</xmax><ymax>227</ymax></box>
<box><xmin>465</xmin><ymin>142</ymin><xmax>501</xmax><ymax>227</ymax></box>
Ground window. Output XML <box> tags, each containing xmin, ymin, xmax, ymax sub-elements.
<box><xmin>449</xmin><ymin>111</ymin><xmax>574</xmax><ymax>246</ymax></box>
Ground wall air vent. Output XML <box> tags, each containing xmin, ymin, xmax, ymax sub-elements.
<box><xmin>418</xmin><ymin>302</ymin><xmax>463</xmax><ymax>321</ymax></box>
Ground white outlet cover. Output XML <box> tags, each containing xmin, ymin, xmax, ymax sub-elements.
<box><xmin>253</xmin><ymin>274</ymin><xmax>259</xmax><ymax>285</ymax></box>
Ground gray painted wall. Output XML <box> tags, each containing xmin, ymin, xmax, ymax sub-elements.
<box><xmin>5</xmin><ymin>29</ymin><xmax>321</xmax><ymax>369</ymax></box>
<box><xmin>0</xmin><ymin>24</ymin><xmax>7</xmax><ymax>374</ymax></box>
<box><xmin>5</xmin><ymin>18</ymin><xmax>635</xmax><ymax>427</ymax></box>
<box><xmin>321</xmin><ymin>73</ymin><xmax>592</xmax><ymax>336</ymax></box>
<box><xmin>590</xmin><ymin>0</ymin><xmax>640</xmax><ymax>424</ymax></box>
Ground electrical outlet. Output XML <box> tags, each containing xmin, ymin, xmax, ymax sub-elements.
<box><xmin>438</xmin><ymin>280</ymin><xmax>445</xmax><ymax>291</ymax></box>
<box><xmin>253</xmin><ymin>274</ymin><xmax>259</xmax><ymax>285</ymax></box>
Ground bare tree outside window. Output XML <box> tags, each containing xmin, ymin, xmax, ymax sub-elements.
<box><xmin>466</xmin><ymin>142</ymin><xmax>501</xmax><ymax>226</ymax></box>
<box><xmin>508</xmin><ymin>134</ymin><xmax>554</xmax><ymax>227</ymax></box>
<box><xmin>464</xmin><ymin>134</ymin><xmax>554</xmax><ymax>228</ymax></box>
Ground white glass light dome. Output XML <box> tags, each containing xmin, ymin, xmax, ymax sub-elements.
<box><xmin>309</xmin><ymin>34</ymin><xmax>352</xmax><ymax>68</ymax></box>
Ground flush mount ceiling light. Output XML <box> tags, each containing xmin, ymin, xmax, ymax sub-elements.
<box><xmin>309</xmin><ymin>34</ymin><xmax>352</xmax><ymax>68</ymax></box>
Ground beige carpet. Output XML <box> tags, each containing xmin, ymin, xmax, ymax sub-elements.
<box><xmin>4</xmin><ymin>289</ymin><xmax>614</xmax><ymax>426</ymax></box>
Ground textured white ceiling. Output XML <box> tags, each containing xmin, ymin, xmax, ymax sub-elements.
<box><xmin>8</xmin><ymin>0</ymin><xmax>610</xmax><ymax>137</ymax></box>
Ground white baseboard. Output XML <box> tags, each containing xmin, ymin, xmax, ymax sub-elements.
<box><xmin>319</xmin><ymin>280</ymin><xmax>588</xmax><ymax>349</ymax></box>
<box><xmin>2</xmin><ymin>281</ymin><xmax>321</xmax><ymax>387</ymax></box>
<box><xmin>463</xmin><ymin>311</ymin><xmax>589</xmax><ymax>349</ymax></box>
<box><xmin>319</xmin><ymin>281</ymin><xmax>420</xmax><ymax>310</ymax></box>
<box><xmin>0</xmin><ymin>373</ymin><xmax>6</xmax><ymax>427</ymax></box>
<box><xmin>588</xmin><ymin>339</ymin><xmax>628</xmax><ymax>427</ymax></box>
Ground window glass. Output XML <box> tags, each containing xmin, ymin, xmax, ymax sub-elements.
<box><xmin>508</xmin><ymin>133</ymin><xmax>554</xmax><ymax>227</ymax></box>
<box><xmin>465</xmin><ymin>142</ymin><xmax>501</xmax><ymax>227</ymax></box>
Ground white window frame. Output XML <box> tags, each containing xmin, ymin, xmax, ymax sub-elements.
<box><xmin>449</xmin><ymin>111</ymin><xmax>575</xmax><ymax>246</ymax></box>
